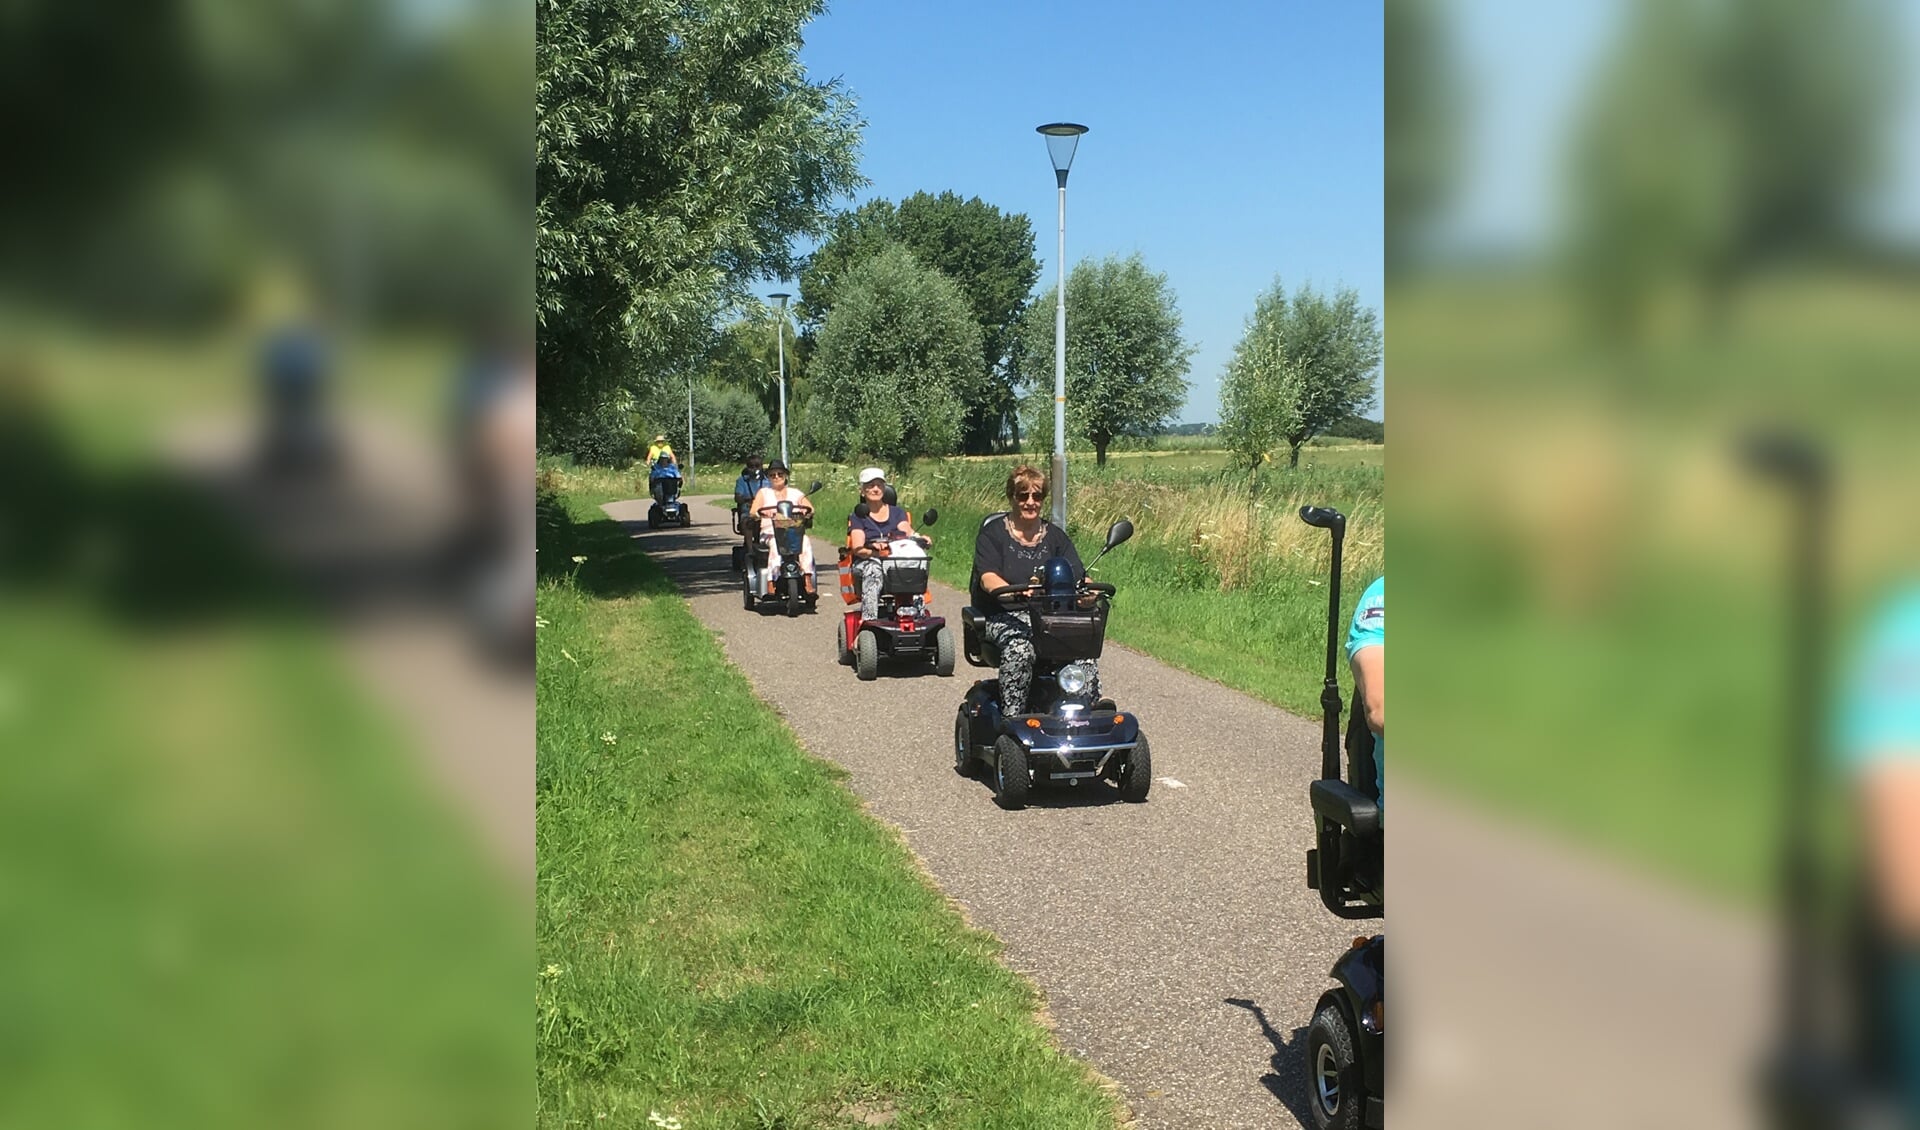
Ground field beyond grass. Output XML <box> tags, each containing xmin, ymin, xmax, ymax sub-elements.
<box><xmin>795</xmin><ymin>451</ymin><xmax>1383</xmax><ymax>720</ymax></box>
<box><xmin>534</xmin><ymin>489</ymin><xmax>1123</xmax><ymax>1129</ymax></box>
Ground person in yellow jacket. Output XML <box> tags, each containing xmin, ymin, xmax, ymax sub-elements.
<box><xmin>644</xmin><ymin>434</ymin><xmax>676</xmax><ymax>467</ymax></box>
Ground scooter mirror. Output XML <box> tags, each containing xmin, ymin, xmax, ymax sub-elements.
<box><xmin>807</xmin><ymin>480</ymin><xmax>824</xmax><ymax>493</ymax></box>
<box><xmin>1105</xmin><ymin>519</ymin><xmax>1134</xmax><ymax>550</ymax></box>
<box><xmin>1298</xmin><ymin>505</ymin><xmax>1346</xmax><ymax>530</ymax></box>
<box><xmin>922</xmin><ymin>508</ymin><xmax>939</xmax><ymax>527</ymax></box>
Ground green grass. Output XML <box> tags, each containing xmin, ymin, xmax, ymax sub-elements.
<box><xmin>534</xmin><ymin>491</ymin><xmax>1124</xmax><ymax>1130</ymax></box>
<box><xmin>1388</xmin><ymin>268</ymin><xmax>1920</xmax><ymax>905</ymax></box>
<box><xmin>0</xmin><ymin>401</ymin><xmax>524</xmax><ymax>1127</ymax></box>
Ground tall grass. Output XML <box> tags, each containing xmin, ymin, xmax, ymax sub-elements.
<box><xmin>800</xmin><ymin>455</ymin><xmax>1384</xmax><ymax>718</ymax></box>
<box><xmin>808</xmin><ymin>457</ymin><xmax>1382</xmax><ymax>595</ymax></box>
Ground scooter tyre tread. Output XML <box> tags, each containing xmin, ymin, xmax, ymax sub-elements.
<box><xmin>1306</xmin><ymin>1003</ymin><xmax>1365</xmax><ymax>1130</ymax></box>
<box><xmin>1118</xmin><ymin>734</ymin><xmax>1152</xmax><ymax>803</ymax></box>
<box><xmin>993</xmin><ymin>735</ymin><xmax>1029</xmax><ymax>810</ymax></box>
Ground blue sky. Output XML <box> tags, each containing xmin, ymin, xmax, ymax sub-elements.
<box><xmin>779</xmin><ymin>0</ymin><xmax>1386</xmax><ymax>425</ymax></box>
<box><xmin>1441</xmin><ymin>0</ymin><xmax>1920</xmax><ymax>251</ymax></box>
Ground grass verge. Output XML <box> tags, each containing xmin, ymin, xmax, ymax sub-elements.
<box><xmin>1</xmin><ymin>401</ymin><xmax>524</xmax><ymax>1128</ymax></box>
<box><xmin>534</xmin><ymin>491</ymin><xmax>1124</xmax><ymax>1129</ymax></box>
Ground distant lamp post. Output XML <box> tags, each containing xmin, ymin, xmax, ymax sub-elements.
<box><xmin>1037</xmin><ymin>122</ymin><xmax>1088</xmax><ymax>528</ymax></box>
<box><xmin>686</xmin><ymin>378</ymin><xmax>695</xmax><ymax>490</ymax></box>
<box><xmin>768</xmin><ymin>292</ymin><xmax>792</xmax><ymax>466</ymax></box>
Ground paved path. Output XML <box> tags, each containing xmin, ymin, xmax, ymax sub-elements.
<box><xmin>165</xmin><ymin>414</ymin><xmax>533</xmax><ymax>887</ymax></box>
<box><xmin>610</xmin><ymin>492</ymin><xmax>1780</xmax><ymax>1130</ymax></box>
<box><xmin>608</xmin><ymin>494</ymin><xmax>1364</xmax><ymax>1129</ymax></box>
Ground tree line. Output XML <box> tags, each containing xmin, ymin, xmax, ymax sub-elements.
<box><xmin>537</xmin><ymin>0</ymin><xmax>1381</xmax><ymax>469</ymax></box>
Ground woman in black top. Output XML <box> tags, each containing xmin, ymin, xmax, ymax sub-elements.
<box><xmin>970</xmin><ymin>465</ymin><xmax>1097</xmax><ymax>714</ymax></box>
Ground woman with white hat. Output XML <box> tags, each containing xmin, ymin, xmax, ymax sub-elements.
<box><xmin>846</xmin><ymin>467</ymin><xmax>926</xmax><ymax>620</ymax></box>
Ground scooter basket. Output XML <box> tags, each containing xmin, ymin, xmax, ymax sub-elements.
<box><xmin>880</xmin><ymin>558</ymin><xmax>928</xmax><ymax>596</ymax></box>
<box><xmin>1029</xmin><ymin>603</ymin><xmax>1107</xmax><ymax>660</ymax></box>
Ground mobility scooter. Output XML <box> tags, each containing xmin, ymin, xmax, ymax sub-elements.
<box><xmin>1742</xmin><ymin>431</ymin><xmax>1908</xmax><ymax>1129</ymax></box>
<box><xmin>742</xmin><ymin>480</ymin><xmax>822</xmax><ymax>617</ymax></box>
<box><xmin>1298</xmin><ymin>504</ymin><xmax>1384</xmax><ymax>1130</ymax></box>
<box><xmin>953</xmin><ymin>517</ymin><xmax>1150</xmax><ymax>809</ymax></box>
<box><xmin>646</xmin><ymin>456</ymin><xmax>690</xmax><ymax>529</ymax></box>
<box><xmin>833</xmin><ymin>485</ymin><xmax>952</xmax><ymax>680</ymax></box>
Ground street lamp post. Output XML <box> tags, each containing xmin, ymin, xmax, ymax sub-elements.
<box><xmin>768</xmin><ymin>292</ymin><xmax>792</xmax><ymax>466</ymax></box>
<box><xmin>686</xmin><ymin>378</ymin><xmax>695</xmax><ymax>490</ymax></box>
<box><xmin>1037</xmin><ymin>123</ymin><xmax>1088</xmax><ymax>529</ymax></box>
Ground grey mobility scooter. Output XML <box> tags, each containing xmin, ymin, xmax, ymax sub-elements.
<box><xmin>742</xmin><ymin>480</ymin><xmax>822</xmax><ymax>617</ymax></box>
<box><xmin>1298</xmin><ymin>505</ymin><xmax>1384</xmax><ymax>1130</ymax></box>
<box><xmin>953</xmin><ymin>516</ymin><xmax>1150</xmax><ymax>809</ymax></box>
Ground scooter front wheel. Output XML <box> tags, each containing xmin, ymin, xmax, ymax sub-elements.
<box><xmin>1306</xmin><ymin>1003</ymin><xmax>1364</xmax><ymax>1130</ymax></box>
<box><xmin>993</xmin><ymin>735</ymin><xmax>1030</xmax><ymax>810</ymax></box>
<box><xmin>1117</xmin><ymin>734</ymin><xmax>1152</xmax><ymax>803</ymax></box>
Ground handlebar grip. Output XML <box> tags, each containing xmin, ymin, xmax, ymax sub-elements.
<box><xmin>1082</xmin><ymin>582</ymin><xmax>1116</xmax><ymax>595</ymax></box>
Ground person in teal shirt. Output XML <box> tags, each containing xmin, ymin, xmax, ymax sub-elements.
<box><xmin>1837</xmin><ymin>583</ymin><xmax>1920</xmax><ymax>1117</ymax></box>
<box><xmin>1347</xmin><ymin>575</ymin><xmax>1385</xmax><ymax>809</ymax></box>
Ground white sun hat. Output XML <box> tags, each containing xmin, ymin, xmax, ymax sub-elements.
<box><xmin>858</xmin><ymin>466</ymin><xmax>887</xmax><ymax>485</ymax></box>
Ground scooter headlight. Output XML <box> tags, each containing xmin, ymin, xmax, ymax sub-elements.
<box><xmin>1057</xmin><ymin>662</ymin><xmax>1095</xmax><ymax>697</ymax></box>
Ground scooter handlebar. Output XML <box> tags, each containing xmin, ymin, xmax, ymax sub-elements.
<box><xmin>986</xmin><ymin>581</ymin><xmax>1111</xmax><ymax>605</ymax></box>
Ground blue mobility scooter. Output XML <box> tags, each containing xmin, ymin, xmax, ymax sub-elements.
<box><xmin>646</xmin><ymin>456</ymin><xmax>690</xmax><ymax>529</ymax></box>
<box><xmin>1298</xmin><ymin>505</ymin><xmax>1384</xmax><ymax>1130</ymax></box>
<box><xmin>953</xmin><ymin>517</ymin><xmax>1149</xmax><ymax>810</ymax></box>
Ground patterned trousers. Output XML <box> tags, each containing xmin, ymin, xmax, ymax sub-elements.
<box><xmin>983</xmin><ymin>609</ymin><xmax>1099</xmax><ymax>715</ymax></box>
<box><xmin>852</xmin><ymin>557</ymin><xmax>886</xmax><ymax>620</ymax></box>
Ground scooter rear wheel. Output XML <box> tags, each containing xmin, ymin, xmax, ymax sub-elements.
<box><xmin>854</xmin><ymin>630</ymin><xmax>879</xmax><ymax>681</ymax></box>
<box><xmin>953</xmin><ymin>709</ymin><xmax>974</xmax><ymax>777</ymax></box>
<box><xmin>932</xmin><ymin>626</ymin><xmax>956</xmax><ymax>677</ymax></box>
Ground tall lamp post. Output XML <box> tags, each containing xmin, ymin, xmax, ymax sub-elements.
<box><xmin>686</xmin><ymin>378</ymin><xmax>695</xmax><ymax>490</ymax></box>
<box><xmin>768</xmin><ymin>292</ymin><xmax>792</xmax><ymax>466</ymax></box>
<box><xmin>1037</xmin><ymin>122</ymin><xmax>1088</xmax><ymax>528</ymax></box>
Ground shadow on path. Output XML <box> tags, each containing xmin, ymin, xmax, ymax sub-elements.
<box><xmin>1224</xmin><ymin>996</ymin><xmax>1316</xmax><ymax>1129</ymax></box>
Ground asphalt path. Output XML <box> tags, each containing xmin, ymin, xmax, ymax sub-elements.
<box><xmin>607</xmin><ymin>493</ymin><xmax>1365</xmax><ymax>1129</ymax></box>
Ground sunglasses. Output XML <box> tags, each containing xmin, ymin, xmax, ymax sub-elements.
<box><xmin>1013</xmin><ymin>489</ymin><xmax>1045</xmax><ymax>502</ymax></box>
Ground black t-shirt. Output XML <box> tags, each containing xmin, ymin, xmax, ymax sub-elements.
<box><xmin>971</xmin><ymin>514</ymin><xmax>1084</xmax><ymax>609</ymax></box>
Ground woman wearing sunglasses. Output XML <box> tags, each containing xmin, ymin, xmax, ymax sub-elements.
<box><xmin>970</xmin><ymin>465</ymin><xmax>1098</xmax><ymax>714</ymax></box>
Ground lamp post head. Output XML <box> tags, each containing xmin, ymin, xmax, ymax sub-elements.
<box><xmin>1037</xmin><ymin>122</ymin><xmax>1089</xmax><ymax>186</ymax></box>
<box><xmin>767</xmin><ymin>291</ymin><xmax>791</xmax><ymax>307</ymax></box>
